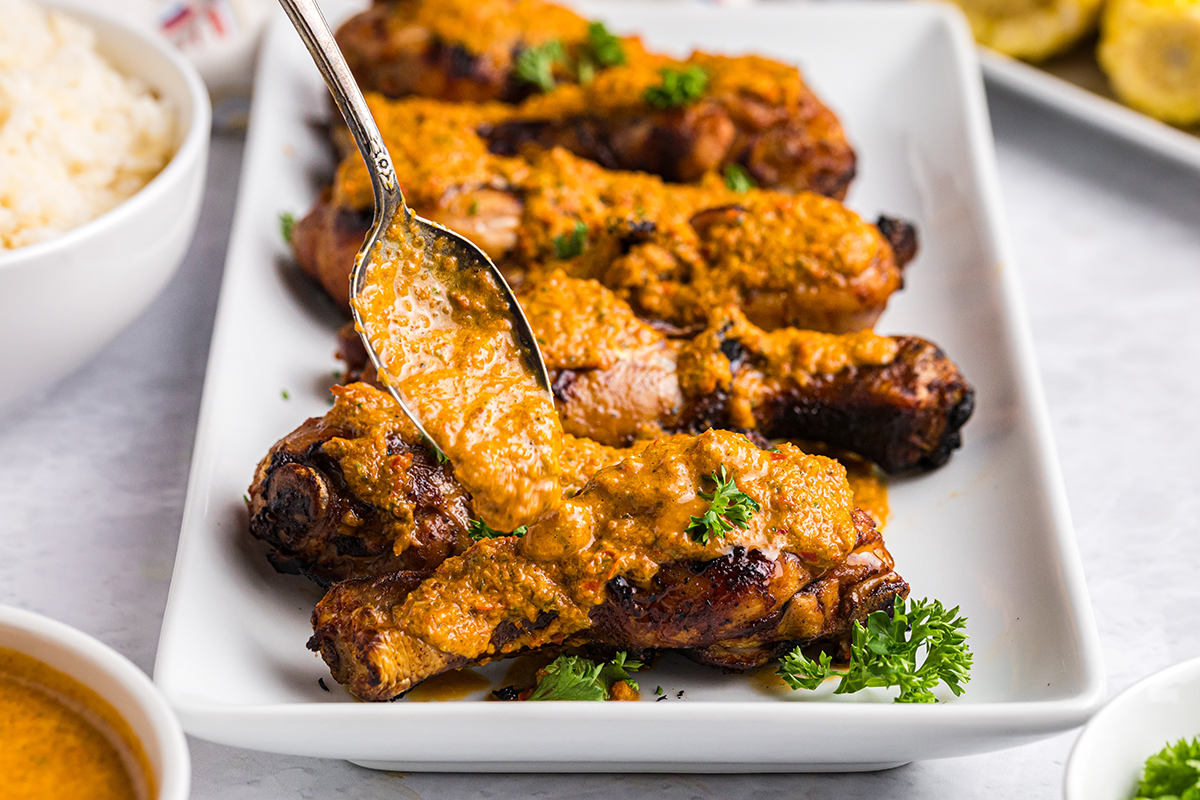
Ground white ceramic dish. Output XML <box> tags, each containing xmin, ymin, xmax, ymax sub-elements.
<box><xmin>154</xmin><ymin>0</ymin><xmax>1105</xmax><ymax>771</ymax></box>
<box><xmin>980</xmin><ymin>48</ymin><xmax>1200</xmax><ymax>172</ymax></box>
<box><xmin>1064</xmin><ymin>656</ymin><xmax>1200</xmax><ymax>800</ymax></box>
<box><xmin>0</xmin><ymin>1</ymin><xmax>211</xmax><ymax>417</ymax></box>
<box><xmin>0</xmin><ymin>604</ymin><xmax>190</xmax><ymax>799</ymax></box>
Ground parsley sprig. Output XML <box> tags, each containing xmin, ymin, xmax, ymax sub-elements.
<box><xmin>576</xmin><ymin>21</ymin><xmax>626</xmax><ymax>84</ymax></box>
<box><xmin>468</xmin><ymin>519</ymin><xmax>528</xmax><ymax>541</ymax></box>
<box><xmin>723</xmin><ymin>163</ymin><xmax>756</xmax><ymax>193</ymax></box>
<box><xmin>644</xmin><ymin>66</ymin><xmax>708</xmax><ymax>109</ymax></box>
<box><xmin>686</xmin><ymin>465</ymin><xmax>761</xmax><ymax>545</ymax></box>
<box><xmin>515</xmin><ymin>40</ymin><xmax>566</xmax><ymax>92</ymax></box>
<box><xmin>587</xmin><ymin>22</ymin><xmax>625</xmax><ymax>66</ymax></box>
<box><xmin>553</xmin><ymin>220</ymin><xmax>588</xmax><ymax>258</ymax></box>
<box><xmin>422</xmin><ymin>434</ymin><xmax>449</xmax><ymax>465</ymax></box>
<box><xmin>279</xmin><ymin>211</ymin><xmax>296</xmax><ymax>244</ymax></box>
<box><xmin>1134</xmin><ymin>737</ymin><xmax>1200</xmax><ymax>800</ymax></box>
<box><xmin>777</xmin><ymin>596</ymin><xmax>972</xmax><ymax>703</ymax></box>
<box><xmin>527</xmin><ymin>652</ymin><xmax>642</xmax><ymax>701</ymax></box>
<box><xmin>516</xmin><ymin>23</ymin><xmax>625</xmax><ymax>91</ymax></box>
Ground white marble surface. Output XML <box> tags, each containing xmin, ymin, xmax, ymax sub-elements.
<box><xmin>2</xmin><ymin>83</ymin><xmax>1199</xmax><ymax>797</ymax></box>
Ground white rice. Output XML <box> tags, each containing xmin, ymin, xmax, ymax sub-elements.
<box><xmin>0</xmin><ymin>0</ymin><xmax>176</xmax><ymax>250</ymax></box>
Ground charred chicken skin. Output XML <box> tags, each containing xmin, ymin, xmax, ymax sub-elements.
<box><xmin>249</xmin><ymin>381</ymin><xmax>892</xmax><ymax>586</ymax></box>
<box><xmin>307</xmin><ymin>429</ymin><xmax>908</xmax><ymax>700</ymax></box>
<box><xmin>335</xmin><ymin>0</ymin><xmax>856</xmax><ymax>198</ymax></box>
<box><xmin>248</xmin><ymin>384</ymin><xmax>473</xmax><ymax>584</ymax></box>
<box><xmin>338</xmin><ymin>271</ymin><xmax>974</xmax><ymax>471</ymax></box>
<box><xmin>249</xmin><ymin>383</ymin><xmax>654</xmax><ymax>585</ymax></box>
<box><xmin>293</xmin><ymin>96</ymin><xmax>909</xmax><ymax>333</ymax></box>
<box><xmin>588</xmin><ymin>508</ymin><xmax>908</xmax><ymax>671</ymax></box>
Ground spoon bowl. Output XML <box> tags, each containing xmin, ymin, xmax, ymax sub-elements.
<box><xmin>276</xmin><ymin>0</ymin><xmax>551</xmax><ymax>449</ymax></box>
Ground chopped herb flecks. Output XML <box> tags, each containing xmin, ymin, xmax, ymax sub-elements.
<box><xmin>280</xmin><ymin>212</ymin><xmax>296</xmax><ymax>244</ymax></box>
<box><xmin>516</xmin><ymin>40</ymin><xmax>566</xmax><ymax>92</ymax></box>
<box><xmin>587</xmin><ymin>22</ymin><xmax>625</xmax><ymax>67</ymax></box>
<box><xmin>553</xmin><ymin>220</ymin><xmax>588</xmax><ymax>258</ymax></box>
<box><xmin>644</xmin><ymin>66</ymin><xmax>708</xmax><ymax>109</ymax></box>
<box><xmin>468</xmin><ymin>518</ymin><xmax>528</xmax><ymax>541</ymax></box>
<box><xmin>576</xmin><ymin>21</ymin><xmax>626</xmax><ymax>83</ymax></box>
<box><xmin>723</xmin><ymin>163</ymin><xmax>756</xmax><ymax>193</ymax></box>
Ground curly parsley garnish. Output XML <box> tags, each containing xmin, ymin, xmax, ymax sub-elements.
<box><xmin>279</xmin><ymin>211</ymin><xmax>296</xmax><ymax>244</ymax></box>
<box><xmin>552</xmin><ymin>220</ymin><xmax>588</xmax><ymax>258</ymax></box>
<box><xmin>515</xmin><ymin>40</ymin><xmax>566</xmax><ymax>92</ymax></box>
<box><xmin>723</xmin><ymin>163</ymin><xmax>756</xmax><ymax>193</ymax></box>
<box><xmin>777</xmin><ymin>596</ymin><xmax>972</xmax><ymax>703</ymax></box>
<box><xmin>644</xmin><ymin>65</ymin><xmax>708</xmax><ymax>109</ymax></box>
<box><xmin>527</xmin><ymin>652</ymin><xmax>642</xmax><ymax>701</ymax></box>
<box><xmin>686</xmin><ymin>465</ymin><xmax>761</xmax><ymax>545</ymax></box>
<box><xmin>1133</xmin><ymin>737</ymin><xmax>1200</xmax><ymax>800</ymax></box>
<box><xmin>468</xmin><ymin>519</ymin><xmax>528</xmax><ymax>541</ymax></box>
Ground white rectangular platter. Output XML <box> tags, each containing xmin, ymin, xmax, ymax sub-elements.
<box><xmin>981</xmin><ymin>47</ymin><xmax>1200</xmax><ymax>172</ymax></box>
<box><xmin>154</xmin><ymin>0</ymin><xmax>1105</xmax><ymax>770</ymax></box>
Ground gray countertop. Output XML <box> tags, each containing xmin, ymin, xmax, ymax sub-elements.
<box><xmin>2</xmin><ymin>82</ymin><xmax>1199</xmax><ymax>798</ymax></box>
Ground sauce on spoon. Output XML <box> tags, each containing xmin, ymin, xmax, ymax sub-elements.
<box><xmin>353</xmin><ymin>212</ymin><xmax>563</xmax><ymax>532</ymax></box>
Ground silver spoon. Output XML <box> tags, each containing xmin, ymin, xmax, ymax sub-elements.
<box><xmin>276</xmin><ymin>0</ymin><xmax>552</xmax><ymax>451</ymax></box>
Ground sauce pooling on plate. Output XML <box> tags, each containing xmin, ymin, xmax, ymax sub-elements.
<box><xmin>353</xmin><ymin>211</ymin><xmax>564</xmax><ymax>532</ymax></box>
<box><xmin>0</xmin><ymin>647</ymin><xmax>153</xmax><ymax>800</ymax></box>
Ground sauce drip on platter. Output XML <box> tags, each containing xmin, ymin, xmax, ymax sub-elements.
<box><xmin>401</xmin><ymin>668</ymin><xmax>492</xmax><ymax>701</ymax></box>
<box><xmin>353</xmin><ymin>211</ymin><xmax>563</xmax><ymax>532</ymax></box>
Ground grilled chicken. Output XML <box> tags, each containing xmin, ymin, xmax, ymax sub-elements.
<box><xmin>249</xmin><ymin>377</ymin><xmax>898</xmax><ymax>585</ymax></box>
<box><xmin>335</xmin><ymin>0</ymin><xmax>588</xmax><ymax>103</ymax></box>
<box><xmin>335</xmin><ymin>0</ymin><xmax>856</xmax><ymax>197</ymax></box>
<box><xmin>589</xmin><ymin>508</ymin><xmax>907</xmax><ymax>670</ymax></box>
<box><xmin>295</xmin><ymin>142</ymin><xmax>902</xmax><ymax>333</ymax></box>
<box><xmin>307</xmin><ymin>430</ymin><xmax>908</xmax><ymax>700</ymax></box>
<box><xmin>339</xmin><ymin>271</ymin><xmax>974</xmax><ymax>471</ymax></box>
<box><xmin>293</xmin><ymin>96</ymin><xmax>908</xmax><ymax>333</ymax></box>
<box><xmin>248</xmin><ymin>382</ymin><xmax>650</xmax><ymax>585</ymax></box>
<box><xmin>248</xmin><ymin>384</ymin><xmax>470</xmax><ymax>584</ymax></box>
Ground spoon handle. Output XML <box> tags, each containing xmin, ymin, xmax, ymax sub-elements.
<box><xmin>276</xmin><ymin>0</ymin><xmax>404</xmax><ymax>226</ymax></box>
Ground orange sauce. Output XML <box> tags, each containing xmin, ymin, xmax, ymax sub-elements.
<box><xmin>398</xmin><ymin>430</ymin><xmax>858</xmax><ymax>660</ymax></box>
<box><xmin>500</xmin><ymin>651</ymin><xmax>560</xmax><ymax>689</ymax></box>
<box><xmin>353</xmin><ymin>210</ymin><xmax>564</xmax><ymax>532</ymax></box>
<box><xmin>403</xmin><ymin>668</ymin><xmax>492</xmax><ymax>701</ymax></box>
<box><xmin>746</xmin><ymin>663</ymin><xmax>793</xmax><ymax>696</ymax></box>
<box><xmin>334</xmin><ymin>94</ymin><xmax>892</xmax><ymax>333</ymax></box>
<box><xmin>0</xmin><ymin>647</ymin><xmax>153</xmax><ymax>800</ymax></box>
<box><xmin>845</xmin><ymin>462</ymin><xmax>889</xmax><ymax>531</ymax></box>
<box><xmin>787</xmin><ymin>441</ymin><xmax>889</xmax><ymax>530</ymax></box>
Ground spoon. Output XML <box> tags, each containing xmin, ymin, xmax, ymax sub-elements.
<box><xmin>276</xmin><ymin>0</ymin><xmax>552</xmax><ymax>451</ymax></box>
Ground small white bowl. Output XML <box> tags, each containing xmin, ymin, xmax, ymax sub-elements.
<box><xmin>0</xmin><ymin>1</ymin><xmax>211</xmax><ymax>415</ymax></box>
<box><xmin>0</xmin><ymin>604</ymin><xmax>190</xmax><ymax>799</ymax></box>
<box><xmin>1064</xmin><ymin>656</ymin><xmax>1200</xmax><ymax>800</ymax></box>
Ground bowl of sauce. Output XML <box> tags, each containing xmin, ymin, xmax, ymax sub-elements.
<box><xmin>0</xmin><ymin>605</ymin><xmax>189</xmax><ymax>799</ymax></box>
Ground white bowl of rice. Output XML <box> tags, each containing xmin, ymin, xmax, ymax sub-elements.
<box><xmin>0</xmin><ymin>0</ymin><xmax>211</xmax><ymax>414</ymax></box>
